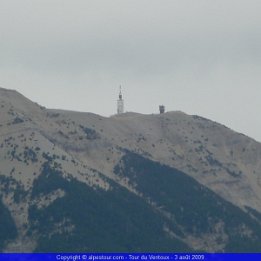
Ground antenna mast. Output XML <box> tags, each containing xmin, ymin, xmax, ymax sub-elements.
<box><xmin>117</xmin><ymin>85</ymin><xmax>124</xmax><ymax>114</ymax></box>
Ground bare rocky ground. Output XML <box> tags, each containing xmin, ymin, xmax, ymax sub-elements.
<box><xmin>1</xmin><ymin>87</ymin><xmax>261</xmax><ymax>252</ymax></box>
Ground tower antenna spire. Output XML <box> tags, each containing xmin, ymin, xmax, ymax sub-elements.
<box><xmin>117</xmin><ymin>85</ymin><xmax>124</xmax><ymax>114</ymax></box>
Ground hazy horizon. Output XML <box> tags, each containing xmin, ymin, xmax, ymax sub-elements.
<box><xmin>0</xmin><ymin>0</ymin><xmax>260</xmax><ymax>141</ymax></box>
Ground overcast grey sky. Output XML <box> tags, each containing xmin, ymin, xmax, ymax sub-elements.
<box><xmin>0</xmin><ymin>0</ymin><xmax>261</xmax><ymax>141</ymax></box>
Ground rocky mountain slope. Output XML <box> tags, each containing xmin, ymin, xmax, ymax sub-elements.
<box><xmin>0</xmin><ymin>87</ymin><xmax>261</xmax><ymax>252</ymax></box>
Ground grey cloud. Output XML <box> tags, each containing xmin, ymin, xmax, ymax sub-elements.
<box><xmin>0</xmin><ymin>0</ymin><xmax>260</xmax><ymax>140</ymax></box>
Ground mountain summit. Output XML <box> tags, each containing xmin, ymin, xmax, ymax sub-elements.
<box><xmin>0</xmin><ymin>87</ymin><xmax>261</xmax><ymax>252</ymax></box>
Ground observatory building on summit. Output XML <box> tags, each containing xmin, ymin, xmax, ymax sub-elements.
<box><xmin>117</xmin><ymin>86</ymin><xmax>124</xmax><ymax>114</ymax></box>
<box><xmin>116</xmin><ymin>86</ymin><xmax>165</xmax><ymax>115</ymax></box>
<box><xmin>159</xmin><ymin>105</ymin><xmax>165</xmax><ymax>114</ymax></box>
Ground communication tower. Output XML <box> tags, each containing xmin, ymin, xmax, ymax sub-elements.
<box><xmin>117</xmin><ymin>86</ymin><xmax>124</xmax><ymax>114</ymax></box>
